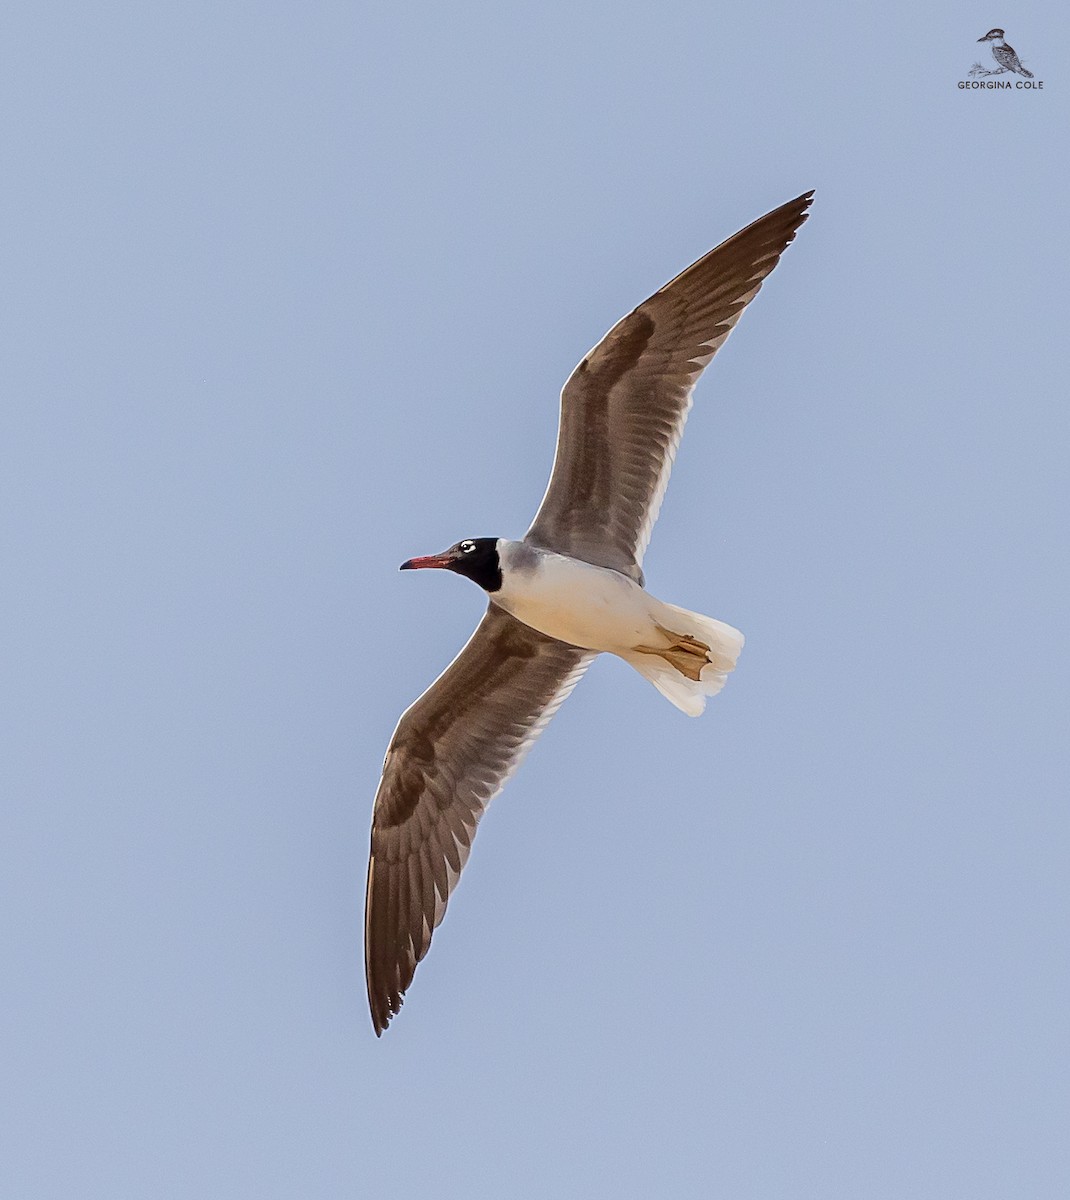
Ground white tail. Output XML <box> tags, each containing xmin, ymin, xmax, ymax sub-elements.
<box><xmin>623</xmin><ymin>604</ymin><xmax>744</xmax><ymax>717</ymax></box>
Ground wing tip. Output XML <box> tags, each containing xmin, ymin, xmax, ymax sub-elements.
<box><xmin>368</xmin><ymin>968</ymin><xmax>404</xmax><ymax>1036</ymax></box>
<box><xmin>778</xmin><ymin>189</ymin><xmax>816</xmax><ymax>235</ymax></box>
<box><xmin>727</xmin><ymin>188</ymin><xmax>815</xmax><ymax>269</ymax></box>
<box><xmin>366</xmin><ymin>951</ymin><xmax>409</xmax><ymax>1036</ymax></box>
<box><xmin>365</xmin><ymin>852</ymin><xmax>403</xmax><ymax>1037</ymax></box>
<box><xmin>370</xmin><ymin>998</ymin><xmax>396</xmax><ymax>1037</ymax></box>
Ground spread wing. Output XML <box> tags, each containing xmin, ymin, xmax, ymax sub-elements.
<box><xmin>365</xmin><ymin>603</ymin><xmax>594</xmax><ymax>1035</ymax></box>
<box><xmin>525</xmin><ymin>191</ymin><xmax>813</xmax><ymax>581</ymax></box>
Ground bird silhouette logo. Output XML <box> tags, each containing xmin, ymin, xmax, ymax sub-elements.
<box><xmin>970</xmin><ymin>28</ymin><xmax>1034</xmax><ymax>78</ymax></box>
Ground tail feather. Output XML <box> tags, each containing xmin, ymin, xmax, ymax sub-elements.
<box><xmin>624</xmin><ymin>605</ymin><xmax>744</xmax><ymax>717</ymax></box>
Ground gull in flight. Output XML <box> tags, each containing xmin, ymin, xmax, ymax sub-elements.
<box><xmin>365</xmin><ymin>192</ymin><xmax>814</xmax><ymax>1034</ymax></box>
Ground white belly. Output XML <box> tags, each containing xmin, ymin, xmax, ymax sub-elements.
<box><xmin>494</xmin><ymin>546</ymin><xmax>660</xmax><ymax>653</ymax></box>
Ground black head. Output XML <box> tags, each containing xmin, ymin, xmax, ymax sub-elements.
<box><xmin>400</xmin><ymin>538</ymin><xmax>502</xmax><ymax>593</ymax></box>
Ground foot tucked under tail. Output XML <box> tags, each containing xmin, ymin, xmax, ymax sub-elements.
<box><xmin>624</xmin><ymin>604</ymin><xmax>744</xmax><ymax>717</ymax></box>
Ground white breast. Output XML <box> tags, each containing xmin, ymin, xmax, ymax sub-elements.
<box><xmin>494</xmin><ymin>541</ymin><xmax>660</xmax><ymax>653</ymax></box>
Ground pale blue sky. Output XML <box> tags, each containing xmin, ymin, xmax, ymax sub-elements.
<box><xmin>2</xmin><ymin>3</ymin><xmax>1068</xmax><ymax>1197</ymax></box>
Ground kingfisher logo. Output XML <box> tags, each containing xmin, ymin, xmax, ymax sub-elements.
<box><xmin>960</xmin><ymin>28</ymin><xmax>1043</xmax><ymax>89</ymax></box>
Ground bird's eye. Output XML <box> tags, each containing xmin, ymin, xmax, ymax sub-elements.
<box><xmin>460</xmin><ymin>541</ymin><xmax>476</xmax><ymax>553</ymax></box>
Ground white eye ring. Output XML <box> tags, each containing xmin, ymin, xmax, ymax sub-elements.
<box><xmin>460</xmin><ymin>541</ymin><xmax>476</xmax><ymax>553</ymax></box>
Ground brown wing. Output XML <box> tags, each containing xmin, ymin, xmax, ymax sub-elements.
<box><xmin>525</xmin><ymin>192</ymin><xmax>813</xmax><ymax>580</ymax></box>
<box><xmin>365</xmin><ymin>603</ymin><xmax>594</xmax><ymax>1035</ymax></box>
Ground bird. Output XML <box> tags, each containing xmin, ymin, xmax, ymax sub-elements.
<box><xmin>977</xmin><ymin>28</ymin><xmax>1033</xmax><ymax>77</ymax></box>
<box><xmin>364</xmin><ymin>191</ymin><xmax>814</xmax><ymax>1034</ymax></box>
